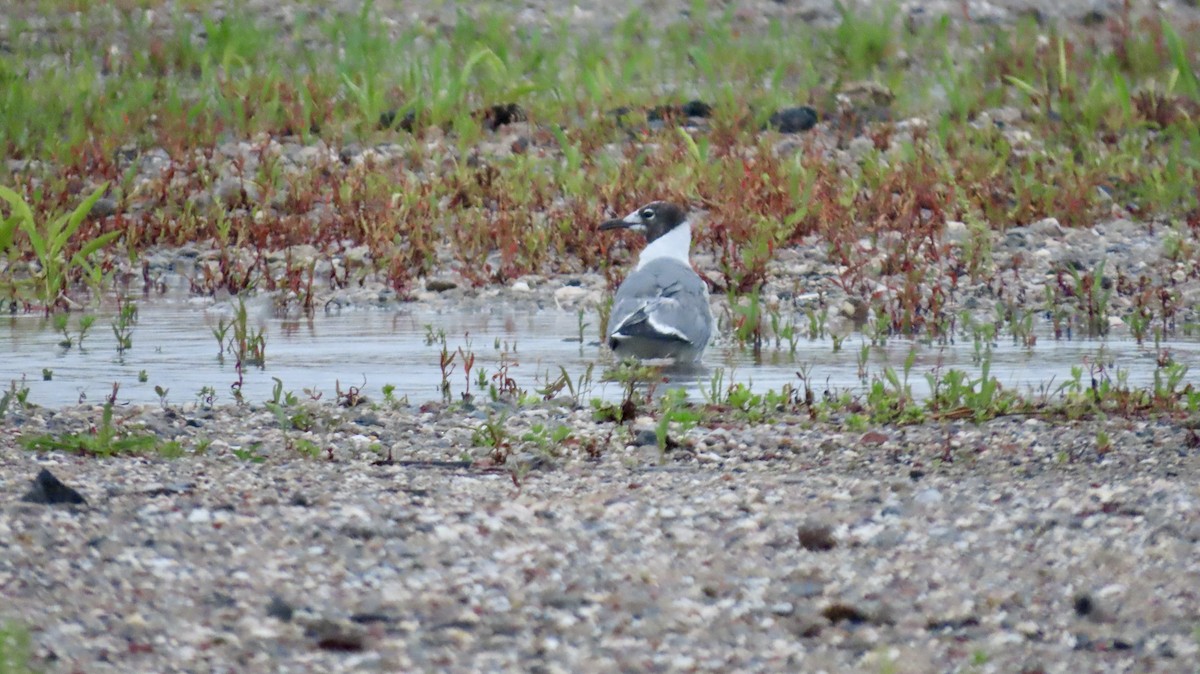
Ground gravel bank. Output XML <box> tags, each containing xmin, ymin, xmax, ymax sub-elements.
<box><xmin>3</xmin><ymin>401</ymin><xmax>1200</xmax><ymax>673</ymax></box>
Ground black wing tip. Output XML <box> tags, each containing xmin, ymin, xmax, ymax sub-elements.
<box><xmin>610</xmin><ymin>322</ymin><xmax>691</xmax><ymax>344</ymax></box>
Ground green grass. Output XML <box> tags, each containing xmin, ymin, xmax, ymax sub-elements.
<box><xmin>19</xmin><ymin>401</ymin><xmax>184</xmax><ymax>457</ymax></box>
<box><xmin>1</xmin><ymin>3</ymin><xmax>1194</xmax><ymax>180</ymax></box>
<box><xmin>3</xmin><ymin>4</ymin><xmax>820</xmax><ymax>157</ymax></box>
<box><xmin>0</xmin><ymin>183</ymin><xmax>117</xmax><ymax>311</ymax></box>
<box><xmin>0</xmin><ymin>621</ymin><xmax>34</xmax><ymax>674</ymax></box>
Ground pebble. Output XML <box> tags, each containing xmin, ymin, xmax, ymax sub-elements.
<box><xmin>89</xmin><ymin>197</ymin><xmax>118</xmax><ymax>218</ymax></box>
<box><xmin>767</xmin><ymin>106</ymin><xmax>819</xmax><ymax>133</ymax></box>
<box><xmin>943</xmin><ymin>220</ymin><xmax>968</xmax><ymax>244</ymax></box>
<box><xmin>186</xmin><ymin>508</ymin><xmax>211</xmax><ymax>523</ymax></box>
<box><xmin>914</xmin><ymin>488</ymin><xmax>944</xmax><ymax>505</ymax></box>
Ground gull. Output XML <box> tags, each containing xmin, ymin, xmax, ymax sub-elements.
<box><xmin>599</xmin><ymin>201</ymin><xmax>714</xmax><ymax>363</ymax></box>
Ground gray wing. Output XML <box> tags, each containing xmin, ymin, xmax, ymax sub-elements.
<box><xmin>609</xmin><ymin>258</ymin><xmax>713</xmax><ymax>347</ymax></box>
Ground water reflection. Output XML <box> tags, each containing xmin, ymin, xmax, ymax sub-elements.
<box><xmin>0</xmin><ymin>301</ymin><xmax>1196</xmax><ymax>408</ymax></box>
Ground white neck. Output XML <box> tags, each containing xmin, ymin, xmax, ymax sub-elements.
<box><xmin>636</xmin><ymin>221</ymin><xmax>693</xmax><ymax>270</ymax></box>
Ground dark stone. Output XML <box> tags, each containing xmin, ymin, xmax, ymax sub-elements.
<box><xmin>353</xmin><ymin>413</ymin><xmax>385</xmax><ymax>427</ymax></box>
<box><xmin>340</xmin><ymin>524</ymin><xmax>378</xmax><ymax>540</ymax></box>
<box><xmin>206</xmin><ymin>592</ymin><xmax>237</xmax><ymax>608</ymax></box>
<box><xmin>768</xmin><ymin>106</ymin><xmax>819</xmax><ymax>133</ymax></box>
<box><xmin>646</xmin><ymin>100</ymin><xmax>713</xmax><ymax>123</ymax></box>
<box><xmin>115</xmin><ymin>145</ymin><xmax>139</xmax><ymax>163</ymax></box>
<box><xmin>821</xmin><ymin>602</ymin><xmax>869</xmax><ymax>624</ymax></box>
<box><xmin>1073</xmin><ymin>635</ymin><xmax>1135</xmax><ymax>652</ymax></box>
<box><xmin>1073</xmin><ymin>593</ymin><xmax>1094</xmax><ymax>617</ymax></box>
<box><xmin>425</xmin><ymin>279</ymin><xmax>458</xmax><ymax>292</ymax></box>
<box><xmin>379</xmin><ymin>109</ymin><xmax>417</xmax><ymax>131</ymax></box>
<box><xmin>1004</xmin><ymin>230</ymin><xmax>1028</xmax><ymax>248</ymax></box>
<box><xmin>266</xmin><ymin>596</ymin><xmax>295</xmax><ymax>622</ymax></box>
<box><xmin>646</xmin><ymin>105</ymin><xmax>672</xmax><ymax>122</ymax></box>
<box><xmin>926</xmin><ymin>615</ymin><xmax>980</xmax><ymax>631</ymax></box>
<box><xmin>681</xmin><ymin>99</ymin><xmax>713</xmax><ymax>118</ymax></box>
<box><xmin>338</xmin><ymin>144</ymin><xmax>362</xmax><ymax>164</ymax></box>
<box><xmin>541</xmin><ymin>592</ymin><xmax>591</xmax><ymax>610</ymax></box>
<box><xmin>89</xmin><ymin>197</ymin><xmax>118</xmax><ymax>218</ymax></box>
<box><xmin>489</xmin><ymin>621</ymin><xmax>523</xmax><ymax>637</ymax></box>
<box><xmin>480</xmin><ymin>103</ymin><xmax>526</xmax><ymax>131</ymax></box>
<box><xmin>308</xmin><ymin>619</ymin><xmax>366</xmax><ymax>651</ymax></box>
<box><xmin>22</xmin><ymin>469</ymin><xmax>87</xmax><ymax>506</ymax></box>
<box><xmin>349</xmin><ymin>612</ymin><xmax>395</xmax><ymax>624</ymax></box>
<box><xmin>797</xmin><ymin>523</ymin><xmax>837</xmax><ymax>551</ymax></box>
<box><xmin>531</xmin><ymin>452</ymin><xmax>560</xmax><ymax>471</ymax></box>
<box><xmin>432</xmin><ymin>619</ymin><xmax>480</xmax><ymax>631</ymax></box>
<box><xmin>647</xmin><ymin>100</ymin><xmax>714</xmax><ymax>122</ymax></box>
<box><xmin>140</xmin><ymin>482</ymin><xmax>194</xmax><ymax>497</ymax></box>
<box><xmin>633</xmin><ymin>429</ymin><xmax>659</xmax><ymax>446</ymax></box>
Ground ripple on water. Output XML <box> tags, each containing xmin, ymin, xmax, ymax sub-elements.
<box><xmin>1</xmin><ymin>302</ymin><xmax>1196</xmax><ymax>407</ymax></box>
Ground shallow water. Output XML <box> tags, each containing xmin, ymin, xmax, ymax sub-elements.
<box><xmin>1</xmin><ymin>300</ymin><xmax>1197</xmax><ymax>408</ymax></box>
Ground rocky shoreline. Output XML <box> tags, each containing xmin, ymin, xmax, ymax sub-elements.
<box><xmin>2</xmin><ymin>399</ymin><xmax>1199</xmax><ymax>672</ymax></box>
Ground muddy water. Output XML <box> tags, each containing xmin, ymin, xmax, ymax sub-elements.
<box><xmin>1</xmin><ymin>300</ymin><xmax>1197</xmax><ymax>408</ymax></box>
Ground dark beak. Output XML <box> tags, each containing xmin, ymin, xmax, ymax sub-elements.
<box><xmin>599</xmin><ymin>217</ymin><xmax>636</xmax><ymax>231</ymax></box>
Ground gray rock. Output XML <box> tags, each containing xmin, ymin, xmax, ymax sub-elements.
<box><xmin>767</xmin><ymin>106</ymin><xmax>818</xmax><ymax>133</ymax></box>
<box><xmin>1029</xmin><ymin>217</ymin><xmax>1065</xmax><ymax>238</ymax></box>
<box><xmin>89</xmin><ymin>197</ymin><xmax>118</xmax><ymax>218</ymax></box>
<box><xmin>943</xmin><ymin>220</ymin><xmax>969</xmax><ymax>244</ymax></box>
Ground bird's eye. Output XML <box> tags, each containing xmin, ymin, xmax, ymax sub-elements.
<box><xmin>640</xmin><ymin>208</ymin><xmax>656</xmax><ymax>220</ymax></box>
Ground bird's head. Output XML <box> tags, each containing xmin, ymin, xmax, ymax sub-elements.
<box><xmin>599</xmin><ymin>201</ymin><xmax>688</xmax><ymax>243</ymax></box>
